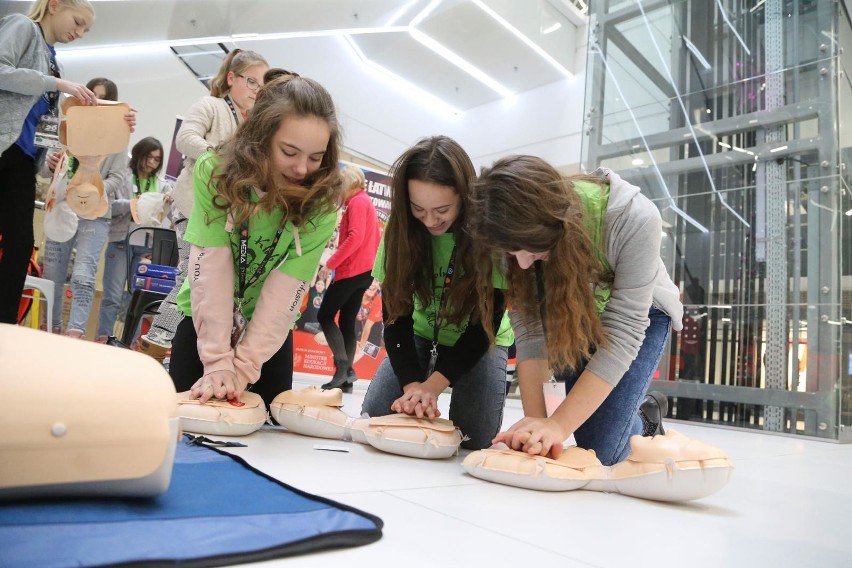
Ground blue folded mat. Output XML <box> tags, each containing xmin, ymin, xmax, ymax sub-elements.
<box><xmin>0</xmin><ymin>436</ymin><xmax>383</xmax><ymax>567</ymax></box>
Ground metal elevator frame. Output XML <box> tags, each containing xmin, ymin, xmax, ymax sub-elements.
<box><xmin>581</xmin><ymin>0</ymin><xmax>850</xmax><ymax>441</ymax></box>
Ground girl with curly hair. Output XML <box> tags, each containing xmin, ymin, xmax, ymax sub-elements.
<box><xmin>471</xmin><ymin>156</ymin><xmax>683</xmax><ymax>465</ymax></box>
<box><xmin>137</xmin><ymin>49</ymin><xmax>270</xmax><ymax>361</ymax></box>
<box><xmin>168</xmin><ymin>74</ymin><xmax>341</xmax><ymax>407</ymax></box>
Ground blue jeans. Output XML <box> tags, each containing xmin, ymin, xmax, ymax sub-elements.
<box><xmin>557</xmin><ymin>306</ymin><xmax>671</xmax><ymax>466</ymax></box>
<box><xmin>42</xmin><ymin>218</ymin><xmax>110</xmax><ymax>333</ymax></box>
<box><xmin>361</xmin><ymin>336</ymin><xmax>509</xmax><ymax>450</ymax></box>
<box><xmin>97</xmin><ymin>240</ymin><xmax>148</xmax><ymax>338</ymax></box>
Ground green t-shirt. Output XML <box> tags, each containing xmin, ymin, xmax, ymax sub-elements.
<box><xmin>574</xmin><ymin>180</ymin><xmax>612</xmax><ymax>314</ymax></box>
<box><xmin>176</xmin><ymin>153</ymin><xmax>337</xmax><ymax>320</ymax></box>
<box><xmin>372</xmin><ymin>232</ymin><xmax>514</xmax><ymax>347</ymax></box>
<box><xmin>131</xmin><ymin>174</ymin><xmax>161</xmax><ymax>196</ymax></box>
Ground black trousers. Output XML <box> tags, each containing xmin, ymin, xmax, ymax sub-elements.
<box><xmin>316</xmin><ymin>270</ymin><xmax>372</xmax><ymax>366</ymax></box>
<box><xmin>0</xmin><ymin>144</ymin><xmax>37</xmax><ymax>324</ymax></box>
<box><xmin>169</xmin><ymin>317</ymin><xmax>293</xmax><ymax>407</ymax></box>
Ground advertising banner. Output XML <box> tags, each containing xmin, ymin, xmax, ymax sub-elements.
<box><xmin>292</xmin><ymin>164</ymin><xmax>391</xmax><ymax>380</ymax></box>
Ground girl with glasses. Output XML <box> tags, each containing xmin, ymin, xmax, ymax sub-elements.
<box><xmin>137</xmin><ymin>48</ymin><xmax>269</xmax><ymax>363</ymax></box>
<box><xmin>96</xmin><ymin>136</ymin><xmax>172</xmax><ymax>343</ymax></box>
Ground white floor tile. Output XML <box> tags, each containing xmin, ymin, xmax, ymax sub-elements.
<box><xmin>214</xmin><ymin>378</ymin><xmax>852</xmax><ymax>567</ymax></box>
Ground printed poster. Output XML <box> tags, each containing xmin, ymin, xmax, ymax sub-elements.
<box><xmin>293</xmin><ymin>164</ymin><xmax>392</xmax><ymax>380</ymax></box>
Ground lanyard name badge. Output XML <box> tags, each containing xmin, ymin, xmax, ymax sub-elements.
<box><xmin>425</xmin><ymin>245</ymin><xmax>457</xmax><ymax>378</ymax></box>
<box><xmin>34</xmin><ymin>50</ymin><xmax>62</xmax><ymax>150</ymax></box>
<box><xmin>133</xmin><ymin>175</ymin><xmax>153</xmax><ymax>197</ymax></box>
<box><xmin>535</xmin><ymin>260</ymin><xmax>566</xmax><ymax>416</ymax></box>
<box><xmin>232</xmin><ymin>211</ymin><xmax>288</xmax><ymax>346</ymax></box>
<box><xmin>223</xmin><ymin>95</ymin><xmax>241</xmax><ymax>126</ymax></box>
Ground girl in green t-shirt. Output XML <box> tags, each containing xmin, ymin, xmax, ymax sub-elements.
<box><xmin>361</xmin><ymin>136</ymin><xmax>513</xmax><ymax>450</ymax></box>
<box><xmin>169</xmin><ymin>73</ymin><xmax>342</xmax><ymax>406</ymax></box>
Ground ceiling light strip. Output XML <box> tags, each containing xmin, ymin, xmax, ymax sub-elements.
<box><xmin>59</xmin><ymin>27</ymin><xmax>409</xmax><ymax>53</ymax></box>
<box><xmin>385</xmin><ymin>0</ymin><xmax>420</xmax><ymax>27</ymax></box>
<box><xmin>342</xmin><ymin>35</ymin><xmax>459</xmax><ymax>116</ymax></box>
<box><xmin>408</xmin><ymin>29</ymin><xmax>513</xmax><ymax>97</ymax></box>
<box><xmin>471</xmin><ymin>0</ymin><xmax>573</xmax><ymax>77</ymax></box>
<box><xmin>409</xmin><ymin>0</ymin><xmax>443</xmax><ymax>27</ymax></box>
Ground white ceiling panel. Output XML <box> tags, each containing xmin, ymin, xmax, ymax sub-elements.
<box><xmin>353</xmin><ymin>31</ymin><xmax>501</xmax><ymax>110</ymax></box>
<box><xmin>485</xmin><ymin>0</ymin><xmax>577</xmax><ymax>71</ymax></box>
<box><xmin>417</xmin><ymin>0</ymin><xmax>567</xmax><ymax>94</ymax></box>
<box><xmin>1</xmin><ymin>0</ymin><xmax>587</xmax><ymax>112</ymax></box>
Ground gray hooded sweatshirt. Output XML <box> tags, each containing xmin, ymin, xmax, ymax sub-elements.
<box><xmin>511</xmin><ymin>168</ymin><xmax>684</xmax><ymax>387</ymax></box>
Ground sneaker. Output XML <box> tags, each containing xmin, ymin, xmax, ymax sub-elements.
<box><xmin>95</xmin><ymin>335</ymin><xmax>109</xmax><ymax>344</ymax></box>
<box><xmin>639</xmin><ymin>391</ymin><xmax>668</xmax><ymax>437</ymax></box>
<box><xmin>138</xmin><ymin>334</ymin><xmax>170</xmax><ymax>364</ymax></box>
<box><xmin>106</xmin><ymin>336</ymin><xmax>129</xmax><ymax>349</ymax></box>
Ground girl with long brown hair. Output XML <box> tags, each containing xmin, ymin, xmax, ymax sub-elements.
<box><xmin>471</xmin><ymin>156</ymin><xmax>683</xmax><ymax>465</ymax></box>
<box><xmin>360</xmin><ymin>136</ymin><xmax>513</xmax><ymax>450</ymax></box>
<box><xmin>138</xmin><ymin>49</ymin><xmax>270</xmax><ymax>362</ymax></box>
<box><xmin>168</xmin><ymin>74</ymin><xmax>342</xmax><ymax>407</ymax></box>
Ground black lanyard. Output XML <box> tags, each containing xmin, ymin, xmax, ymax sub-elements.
<box><xmin>134</xmin><ymin>175</ymin><xmax>153</xmax><ymax>196</ymax></box>
<box><xmin>236</xmin><ymin>215</ymin><xmax>287</xmax><ymax>301</ymax></box>
<box><xmin>426</xmin><ymin>245</ymin><xmax>457</xmax><ymax>376</ymax></box>
<box><xmin>223</xmin><ymin>95</ymin><xmax>241</xmax><ymax>126</ymax></box>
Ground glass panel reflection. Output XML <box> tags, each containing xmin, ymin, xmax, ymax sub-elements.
<box><xmin>582</xmin><ymin>0</ymin><xmax>850</xmax><ymax>439</ymax></box>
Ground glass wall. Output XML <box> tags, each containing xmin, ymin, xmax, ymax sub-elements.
<box><xmin>582</xmin><ymin>0</ymin><xmax>851</xmax><ymax>440</ymax></box>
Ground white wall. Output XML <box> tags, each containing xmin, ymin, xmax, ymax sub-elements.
<box><xmin>58</xmin><ymin>45</ymin><xmax>209</xmax><ymax>158</ymax></box>
<box><xmin>56</xmin><ymin>35</ymin><xmax>587</xmax><ymax>171</ymax></box>
<box><xmin>451</xmin><ymin>78</ymin><xmax>585</xmax><ymax>170</ymax></box>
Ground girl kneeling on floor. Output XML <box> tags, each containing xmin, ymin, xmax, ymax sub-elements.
<box><xmin>361</xmin><ymin>136</ymin><xmax>513</xmax><ymax>450</ymax></box>
<box><xmin>471</xmin><ymin>157</ymin><xmax>683</xmax><ymax>465</ymax></box>
<box><xmin>169</xmin><ymin>74</ymin><xmax>342</xmax><ymax>407</ymax></box>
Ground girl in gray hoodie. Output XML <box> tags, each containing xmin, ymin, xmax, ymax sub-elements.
<box><xmin>472</xmin><ymin>157</ymin><xmax>683</xmax><ymax>466</ymax></box>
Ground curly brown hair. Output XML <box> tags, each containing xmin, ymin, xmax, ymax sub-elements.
<box><xmin>209</xmin><ymin>75</ymin><xmax>341</xmax><ymax>227</ymax></box>
<box><xmin>381</xmin><ymin>136</ymin><xmax>479</xmax><ymax>326</ymax></box>
<box><xmin>470</xmin><ymin>155</ymin><xmax>607</xmax><ymax>372</ymax></box>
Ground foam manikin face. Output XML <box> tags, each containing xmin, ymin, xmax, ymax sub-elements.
<box><xmin>65</xmin><ymin>180</ymin><xmax>107</xmax><ymax>220</ymax></box>
<box><xmin>55</xmin><ymin>95</ymin><xmax>131</xmax><ymax>221</ymax></box>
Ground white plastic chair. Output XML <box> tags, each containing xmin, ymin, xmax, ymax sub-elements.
<box><xmin>23</xmin><ymin>275</ymin><xmax>55</xmax><ymax>332</ymax></box>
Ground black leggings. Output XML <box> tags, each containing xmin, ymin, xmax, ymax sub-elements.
<box><xmin>169</xmin><ymin>317</ymin><xmax>293</xmax><ymax>407</ymax></box>
<box><xmin>316</xmin><ymin>270</ymin><xmax>373</xmax><ymax>365</ymax></box>
<box><xmin>0</xmin><ymin>144</ymin><xmax>37</xmax><ymax>324</ymax></box>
